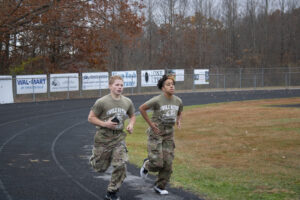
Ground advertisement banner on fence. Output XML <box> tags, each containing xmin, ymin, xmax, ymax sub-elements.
<box><xmin>141</xmin><ymin>69</ymin><xmax>165</xmax><ymax>87</ymax></box>
<box><xmin>112</xmin><ymin>71</ymin><xmax>137</xmax><ymax>88</ymax></box>
<box><xmin>50</xmin><ymin>73</ymin><xmax>79</xmax><ymax>92</ymax></box>
<box><xmin>0</xmin><ymin>76</ymin><xmax>14</xmax><ymax>104</ymax></box>
<box><xmin>16</xmin><ymin>74</ymin><xmax>47</xmax><ymax>94</ymax></box>
<box><xmin>82</xmin><ymin>72</ymin><xmax>109</xmax><ymax>90</ymax></box>
<box><xmin>167</xmin><ymin>69</ymin><xmax>184</xmax><ymax>81</ymax></box>
<box><xmin>194</xmin><ymin>69</ymin><xmax>209</xmax><ymax>85</ymax></box>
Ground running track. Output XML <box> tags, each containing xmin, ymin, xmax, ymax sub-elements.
<box><xmin>1</xmin><ymin>89</ymin><xmax>300</xmax><ymax>200</ymax></box>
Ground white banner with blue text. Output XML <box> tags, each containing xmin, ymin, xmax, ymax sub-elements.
<box><xmin>50</xmin><ymin>73</ymin><xmax>79</xmax><ymax>92</ymax></box>
<box><xmin>111</xmin><ymin>71</ymin><xmax>137</xmax><ymax>88</ymax></box>
<box><xmin>16</xmin><ymin>74</ymin><xmax>47</xmax><ymax>94</ymax></box>
<box><xmin>82</xmin><ymin>72</ymin><xmax>109</xmax><ymax>90</ymax></box>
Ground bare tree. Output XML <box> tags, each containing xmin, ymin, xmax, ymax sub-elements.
<box><xmin>222</xmin><ymin>0</ymin><xmax>239</xmax><ymax>66</ymax></box>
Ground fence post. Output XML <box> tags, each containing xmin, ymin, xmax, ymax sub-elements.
<box><xmin>13</xmin><ymin>76</ymin><xmax>16</xmax><ymax>100</ymax></box>
<box><xmin>254</xmin><ymin>74</ymin><xmax>257</xmax><ymax>89</ymax></box>
<box><xmin>67</xmin><ymin>76</ymin><xmax>70</xmax><ymax>99</ymax></box>
<box><xmin>131</xmin><ymin>75</ymin><xmax>134</xmax><ymax>95</ymax></box>
<box><xmin>32</xmin><ymin>78</ymin><xmax>36</xmax><ymax>102</ymax></box>
<box><xmin>47</xmin><ymin>74</ymin><xmax>50</xmax><ymax>99</ymax></box>
<box><xmin>288</xmin><ymin>68</ymin><xmax>291</xmax><ymax>87</ymax></box>
<box><xmin>192</xmin><ymin>74</ymin><xmax>195</xmax><ymax>91</ymax></box>
<box><xmin>79</xmin><ymin>72</ymin><xmax>82</xmax><ymax>97</ymax></box>
<box><xmin>137</xmin><ymin>70</ymin><xmax>140</xmax><ymax>94</ymax></box>
<box><xmin>217</xmin><ymin>67</ymin><xmax>219</xmax><ymax>88</ymax></box>
<box><xmin>285</xmin><ymin>73</ymin><xmax>288</xmax><ymax>88</ymax></box>
<box><xmin>99</xmin><ymin>75</ymin><xmax>101</xmax><ymax>97</ymax></box>
<box><xmin>261</xmin><ymin>68</ymin><xmax>264</xmax><ymax>87</ymax></box>
<box><xmin>224</xmin><ymin>74</ymin><xmax>226</xmax><ymax>90</ymax></box>
<box><xmin>239</xmin><ymin>68</ymin><xmax>242</xmax><ymax>88</ymax></box>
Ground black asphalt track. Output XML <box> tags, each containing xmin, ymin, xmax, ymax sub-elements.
<box><xmin>1</xmin><ymin>89</ymin><xmax>300</xmax><ymax>200</ymax></box>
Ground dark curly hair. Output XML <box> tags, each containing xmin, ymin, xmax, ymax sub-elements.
<box><xmin>157</xmin><ymin>74</ymin><xmax>175</xmax><ymax>90</ymax></box>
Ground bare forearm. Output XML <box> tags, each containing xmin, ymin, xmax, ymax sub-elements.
<box><xmin>139</xmin><ymin>109</ymin><xmax>152</xmax><ymax>127</ymax></box>
<box><xmin>88</xmin><ymin>116</ymin><xmax>105</xmax><ymax>127</ymax></box>
<box><xmin>128</xmin><ymin>115</ymin><xmax>136</xmax><ymax>126</ymax></box>
<box><xmin>139</xmin><ymin>104</ymin><xmax>161</xmax><ymax>134</ymax></box>
<box><xmin>176</xmin><ymin>112</ymin><xmax>182</xmax><ymax>128</ymax></box>
<box><xmin>177</xmin><ymin>112</ymin><xmax>182</xmax><ymax>122</ymax></box>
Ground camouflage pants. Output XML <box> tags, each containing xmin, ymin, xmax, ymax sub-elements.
<box><xmin>89</xmin><ymin>141</ymin><xmax>128</xmax><ymax>192</ymax></box>
<box><xmin>145</xmin><ymin>127</ymin><xmax>175</xmax><ymax>189</ymax></box>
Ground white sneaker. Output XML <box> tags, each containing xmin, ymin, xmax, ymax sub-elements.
<box><xmin>154</xmin><ymin>186</ymin><xmax>169</xmax><ymax>195</ymax></box>
<box><xmin>140</xmin><ymin>158</ymin><xmax>149</xmax><ymax>179</ymax></box>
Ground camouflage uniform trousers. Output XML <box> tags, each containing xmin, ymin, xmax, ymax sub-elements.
<box><xmin>89</xmin><ymin>140</ymin><xmax>128</xmax><ymax>192</ymax></box>
<box><xmin>145</xmin><ymin>125</ymin><xmax>175</xmax><ymax>189</ymax></box>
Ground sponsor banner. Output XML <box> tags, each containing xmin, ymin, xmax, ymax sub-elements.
<box><xmin>50</xmin><ymin>73</ymin><xmax>79</xmax><ymax>92</ymax></box>
<box><xmin>82</xmin><ymin>72</ymin><xmax>109</xmax><ymax>90</ymax></box>
<box><xmin>167</xmin><ymin>69</ymin><xmax>184</xmax><ymax>81</ymax></box>
<box><xmin>0</xmin><ymin>76</ymin><xmax>14</xmax><ymax>104</ymax></box>
<box><xmin>141</xmin><ymin>69</ymin><xmax>165</xmax><ymax>87</ymax></box>
<box><xmin>112</xmin><ymin>71</ymin><xmax>137</xmax><ymax>88</ymax></box>
<box><xmin>194</xmin><ymin>69</ymin><xmax>209</xmax><ymax>85</ymax></box>
<box><xmin>16</xmin><ymin>74</ymin><xmax>47</xmax><ymax>94</ymax></box>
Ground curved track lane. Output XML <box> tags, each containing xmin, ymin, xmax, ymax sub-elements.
<box><xmin>1</xmin><ymin>89</ymin><xmax>300</xmax><ymax>200</ymax></box>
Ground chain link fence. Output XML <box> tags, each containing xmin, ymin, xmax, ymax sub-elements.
<box><xmin>1</xmin><ymin>67</ymin><xmax>300</xmax><ymax>103</ymax></box>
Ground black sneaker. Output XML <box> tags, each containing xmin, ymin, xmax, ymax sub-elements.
<box><xmin>105</xmin><ymin>191</ymin><xmax>120</xmax><ymax>200</ymax></box>
<box><xmin>140</xmin><ymin>158</ymin><xmax>149</xmax><ymax>179</ymax></box>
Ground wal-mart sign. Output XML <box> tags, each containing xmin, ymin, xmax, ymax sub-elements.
<box><xmin>16</xmin><ymin>74</ymin><xmax>47</xmax><ymax>94</ymax></box>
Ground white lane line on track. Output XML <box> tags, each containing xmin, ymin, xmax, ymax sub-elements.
<box><xmin>0</xmin><ymin>109</ymin><xmax>87</xmax><ymax>200</ymax></box>
<box><xmin>0</xmin><ymin>108</ymin><xmax>88</xmax><ymax>128</ymax></box>
<box><xmin>0</xmin><ymin>119</ymin><xmax>57</xmax><ymax>200</ymax></box>
<box><xmin>0</xmin><ymin>179</ymin><xmax>12</xmax><ymax>200</ymax></box>
<box><xmin>51</xmin><ymin>120</ymin><xmax>103</xmax><ymax>200</ymax></box>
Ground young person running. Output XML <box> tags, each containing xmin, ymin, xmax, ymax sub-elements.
<box><xmin>139</xmin><ymin>74</ymin><xmax>183</xmax><ymax>195</ymax></box>
<box><xmin>88</xmin><ymin>75</ymin><xmax>136</xmax><ymax>200</ymax></box>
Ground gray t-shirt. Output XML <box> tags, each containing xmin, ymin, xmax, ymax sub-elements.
<box><xmin>145</xmin><ymin>93</ymin><xmax>183</xmax><ymax>126</ymax></box>
<box><xmin>92</xmin><ymin>94</ymin><xmax>135</xmax><ymax>130</ymax></box>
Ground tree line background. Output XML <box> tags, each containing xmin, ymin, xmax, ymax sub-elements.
<box><xmin>1</xmin><ymin>0</ymin><xmax>299</xmax><ymax>75</ymax></box>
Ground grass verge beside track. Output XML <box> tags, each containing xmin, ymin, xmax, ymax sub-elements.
<box><xmin>126</xmin><ymin>97</ymin><xmax>300</xmax><ymax>200</ymax></box>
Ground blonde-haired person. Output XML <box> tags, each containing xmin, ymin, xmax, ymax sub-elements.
<box><xmin>139</xmin><ymin>74</ymin><xmax>183</xmax><ymax>195</ymax></box>
<box><xmin>88</xmin><ymin>75</ymin><xmax>136</xmax><ymax>200</ymax></box>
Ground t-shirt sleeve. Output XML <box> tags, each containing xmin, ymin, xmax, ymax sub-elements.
<box><xmin>127</xmin><ymin>99</ymin><xmax>135</xmax><ymax>116</ymax></box>
<box><xmin>144</xmin><ymin>96</ymin><xmax>158</xmax><ymax>110</ymax></box>
<box><xmin>91</xmin><ymin>99</ymin><xmax>103</xmax><ymax>116</ymax></box>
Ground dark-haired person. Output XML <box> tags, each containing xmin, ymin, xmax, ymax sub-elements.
<box><xmin>139</xmin><ymin>74</ymin><xmax>183</xmax><ymax>195</ymax></box>
<box><xmin>88</xmin><ymin>75</ymin><xmax>136</xmax><ymax>200</ymax></box>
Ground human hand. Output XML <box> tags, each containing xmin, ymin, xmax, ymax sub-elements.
<box><xmin>126</xmin><ymin>124</ymin><xmax>134</xmax><ymax>134</ymax></box>
<box><xmin>150</xmin><ymin>122</ymin><xmax>160</xmax><ymax>135</ymax></box>
<box><xmin>176</xmin><ymin>120</ymin><xmax>181</xmax><ymax>129</ymax></box>
<box><xmin>104</xmin><ymin>117</ymin><xmax>118</xmax><ymax>129</ymax></box>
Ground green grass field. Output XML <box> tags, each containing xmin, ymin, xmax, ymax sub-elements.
<box><xmin>126</xmin><ymin>97</ymin><xmax>300</xmax><ymax>200</ymax></box>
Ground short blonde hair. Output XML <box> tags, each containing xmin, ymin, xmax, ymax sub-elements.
<box><xmin>109</xmin><ymin>75</ymin><xmax>123</xmax><ymax>85</ymax></box>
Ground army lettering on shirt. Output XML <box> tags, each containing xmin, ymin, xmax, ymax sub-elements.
<box><xmin>91</xmin><ymin>94</ymin><xmax>135</xmax><ymax>130</ymax></box>
<box><xmin>145</xmin><ymin>94</ymin><xmax>183</xmax><ymax>126</ymax></box>
<box><xmin>159</xmin><ymin>104</ymin><xmax>179</xmax><ymax>124</ymax></box>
